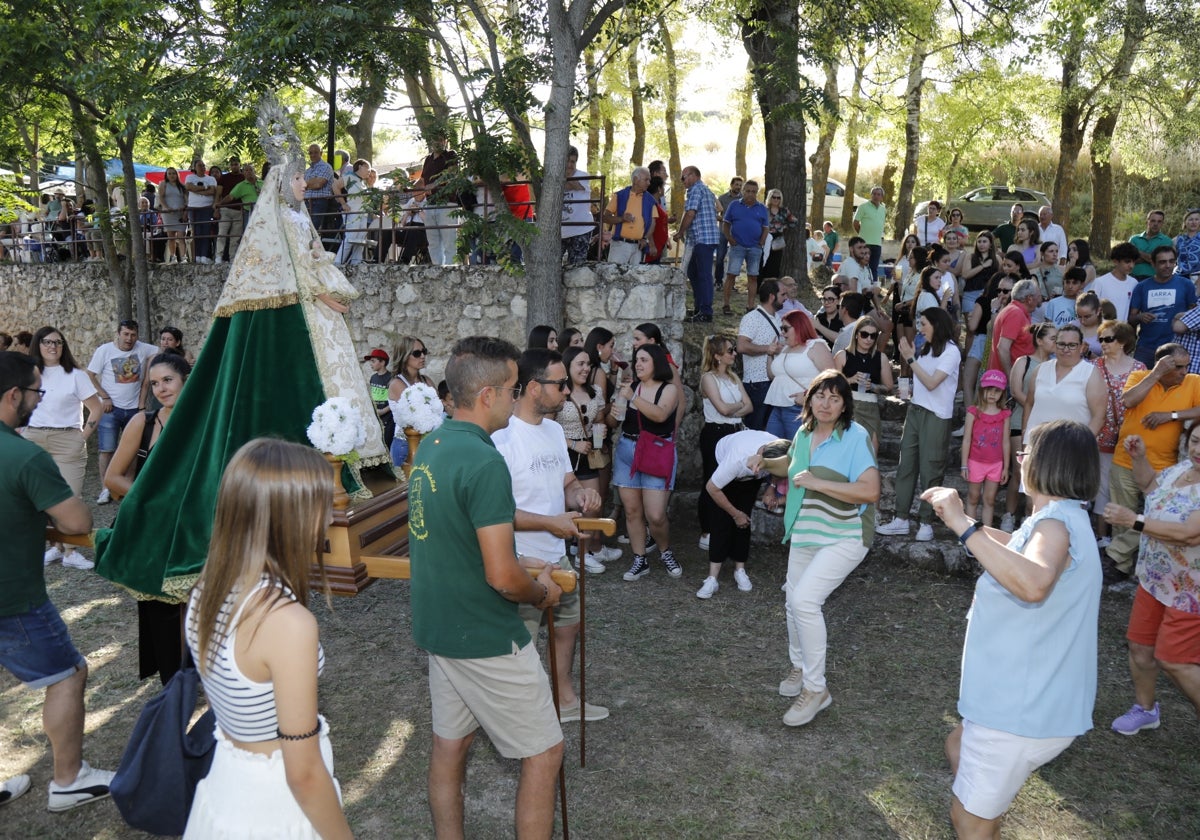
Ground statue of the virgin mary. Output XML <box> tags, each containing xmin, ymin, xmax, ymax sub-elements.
<box><xmin>96</xmin><ymin>99</ymin><xmax>393</xmax><ymax>602</ymax></box>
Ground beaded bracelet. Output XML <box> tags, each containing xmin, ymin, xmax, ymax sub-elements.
<box><xmin>277</xmin><ymin>722</ymin><xmax>321</xmax><ymax>741</ymax></box>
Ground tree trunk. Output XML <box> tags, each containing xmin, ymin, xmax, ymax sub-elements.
<box><xmin>13</xmin><ymin>114</ymin><xmax>40</xmax><ymax>192</ymax></box>
<box><xmin>1088</xmin><ymin>0</ymin><xmax>1144</xmax><ymax>249</ymax></box>
<box><xmin>809</xmin><ymin>57</ymin><xmax>840</xmax><ymax>229</ymax></box>
<box><xmin>70</xmin><ymin>100</ymin><xmax>131</xmax><ymax>319</ymax></box>
<box><xmin>627</xmin><ymin>45</ymin><xmax>644</xmax><ymax>166</ymax></box>
<box><xmin>602</xmin><ymin>118</ymin><xmax>614</xmax><ymax>185</ymax></box>
<box><xmin>742</xmin><ymin>0</ymin><xmax>806</xmax><ymax>279</ymax></box>
<box><xmin>1051</xmin><ymin>22</ymin><xmax>1086</xmax><ymax>235</ymax></box>
<box><xmin>585</xmin><ymin>48</ymin><xmax>600</xmax><ymax>170</ymax></box>
<box><xmin>1089</xmin><ymin>105</ymin><xmax>1118</xmax><ymax>252</ymax></box>
<box><xmin>117</xmin><ymin>135</ymin><xmax>150</xmax><ymax>329</ymax></box>
<box><xmin>347</xmin><ymin>63</ymin><xmax>387</xmax><ymax>162</ymax></box>
<box><xmin>893</xmin><ymin>39</ymin><xmax>926</xmax><ymax>243</ymax></box>
<box><xmin>735</xmin><ymin>63</ymin><xmax>753</xmax><ymax>178</ymax></box>
<box><xmin>839</xmin><ymin>46</ymin><xmax>865</xmax><ymax>232</ymax></box>
<box><xmin>658</xmin><ymin>16</ymin><xmax>684</xmax><ymax>221</ymax></box>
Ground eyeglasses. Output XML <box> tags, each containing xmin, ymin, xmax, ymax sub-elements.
<box><xmin>409</xmin><ymin>349</ymin><xmax>427</xmax><ymax>357</ymax></box>
<box><xmin>822</xmin><ymin>296</ymin><xmax>837</xmax><ymax>302</ymax></box>
<box><xmin>1055</xmin><ymin>341</ymin><xmax>1081</xmax><ymax>350</ymax></box>
<box><xmin>40</xmin><ymin>338</ymin><xmax>64</xmax><ymax>347</ymax></box>
<box><xmin>858</xmin><ymin>331</ymin><xmax>878</xmax><ymax>340</ymax></box>
<box><xmin>535</xmin><ymin>377</ymin><xmax>571</xmax><ymax>391</ymax></box>
<box><xmin>19</xmin><ymin>387</ymin><xmax>46</xmax><ymax>397</ymax></box>
<box><xmin>1098</xmin><ymin>335</ymin><xmax>1117</xmax><ymax>343</ymax></box>
<box><xmin>998</xmin><ymin>288</ymin><xmax>1013</xmax><ymax>294</ymax></box>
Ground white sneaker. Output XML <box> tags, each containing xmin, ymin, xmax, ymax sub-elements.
<box><xmin>581</xmin><ymin>553</ymin><xmax>607</xmax><ymax>574</ymax></box>
<box><xmin>46</xmin><ymin>761</ymin><xmax>114</xmax><ymax>812</ymax></box>
<box><xmin>951</xmin><ymin>425</ymin><xmax>965</xmax><ymax>437</ymax></box>
<box><xmin>195</xmin><ymin>256</ymin><xmax>212</xmax><ymax>264</ymax></box>
<box><xmin>166</xmin><ymin>255</ymin><xmax>176</xmax><ymax>264</ymax></box>
<box><xmin>1097</xmin><ymin>536</ymin><xmax>1112</xmax><ymax>549</ymax></box>
<box><xmin>96</xmin><ymin>488</ymin><xmax>111</xmax><ymax>505</ymax></box>
<box><xmin>698</xmin><ymin>533</ymin><xmax>710</xmax><ymax>551</ymax></box>
<box><xmin>594</xmin><ymin>545</ymin><xmax>622</xmax><ymax>562</ymax></box>
<box><xmin>62</xmin><ymin>550</ymin><xmax>94</xmax><ymax>570</ymax></box>
<box><xmin>876</xmin><ymin>518</ymin><xmax>910</xmax><ymax>536</ymax></box>
<box><xmin>696</xmin><ymin>576</ymin><xmax>719</xmax><ymax>599</ymax></box>
<box><xmin>733</xmin><ymin>568</ymin><xmax>753</xmax><ymax>592</ymax></box>
<box><xmin>1</xmin><ymin>773</ymin><xmax>30</xmax><ymax>806</ymax></box>
<box><xmin>618</xmin><ymin>534</ymin><xmax>631</xmax><ymax>544</ymax></box>
<box><xmin>44</xmin><ymin>546</ymin><xmax>64</xmax><ymax>565</ymax></box>
<box><xmin>214</xmin><ymin>256</ymin><xmax>224</xmax><ymax>264</ymax></box>
<box><xmin>915</xmin><ymin>523</ymin><xmax>934</xmax><ymax>542</ymax></box>
<box><xmin>1000</xmin><ymin>513</ymin><xmax>1015</xmax><ymax>533</ymax></box>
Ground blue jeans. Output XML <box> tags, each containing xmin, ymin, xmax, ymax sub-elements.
<box><xmin>765</xmin><ymin>404</ymin><xmax>804</xmax><ymax>441</ymax></box>
<box><xmin>727</xmin><ymin>244</ymin><xmax>763</xmax><ymax>277</ymax></box>
<box><xmin>98</xmin><ymin>405</ymin><xmax>141</xmax><ymax>453</ymax></box>
<box><xmin>744</xmin><ymin>380</ymin><xmax>772</xmax><ymax>431</ymax></box>
<box><xmin>688</xmin><ymin>243</ymin><xmax>717</xmax><ymax>316</ymax></box>
<box><xmin>715</xmin><ymin>237</ymin><xmax>728</xmax><ymax>282</ymax></box>
<box><xmin>0</xmin><ymin>599</ymin><xmax>86</xmax><ymax>688</ymax></box>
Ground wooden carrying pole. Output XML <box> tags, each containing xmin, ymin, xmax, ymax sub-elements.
<box><xmin>569</xmin><ymin>518</ymin><xmax>614</xmax><ymax>768</ymax></box>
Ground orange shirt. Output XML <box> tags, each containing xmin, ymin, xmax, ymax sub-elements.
<box><xmin>604</xmin><ymin>190</ymin><xmax>658</xmax><ymax>241</ymax></box>
<box><xmin>1113</xmin><ymin>370</ymin><xmax>1200</xmax><ymax>470</ymax></box>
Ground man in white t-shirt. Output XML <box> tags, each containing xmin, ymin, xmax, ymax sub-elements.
<box><xmin>1037</xmin><ymin>205</ymin><xmax>1069</xmax><ymax>256</ymax></box>
<box><xmin>86</xmin><ymin>320</ymin><xmax>158</xmax><ymax>503</ymax></box>
<box><xmin>493</xmin><ymin>349</ymin><xmax>609</xmax><ymax>723</ymax></box>
<box><xmin>560</xmin><ymin>146</ymin><xmax>595</xmax><ymax>266</ymax></box>
<box><xmin>1090</xmin><ymin>242</ymin><xmax>1139</xmax><ymax>322</ymax></box>
<box><xmin>737</xmin><ymin>280</ymin><xmax>784</xmax><ymax>430</ymax></box>
<box><xmin>184</xmin><ymin>159</ymin><xmax>218</xmax><ymax>263</ymax></box>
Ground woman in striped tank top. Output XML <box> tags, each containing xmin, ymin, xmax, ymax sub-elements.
<box><xmin>184</xmin><ymin>439</ymin><xmax>351</xmax><ymax>839</ymax></box>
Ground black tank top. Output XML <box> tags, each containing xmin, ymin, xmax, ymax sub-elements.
<box><xmin>841</xmin><ymin>351</ymin><xmax>883</xmax><ymax>384</ymax></box>
<box><xmin>622</xmin><ymin>382</ymin><xmax>674</xmax><ymax>438</ymax></box>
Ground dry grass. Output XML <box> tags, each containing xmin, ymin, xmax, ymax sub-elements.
<box><xmin>2</xmin><ymin>450</ymin><xmax>1199</xmax><ymax>839</ymax></box>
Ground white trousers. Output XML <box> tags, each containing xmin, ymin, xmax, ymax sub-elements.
<box><xmin>785</xmin><ymin>540</ymin><xmax>868</xmax><ymax>692</ymax></box>
<box><xmin>423</xmin><ymin>206</ymin><xmax>459</xmax><ymax>265</ymax></box>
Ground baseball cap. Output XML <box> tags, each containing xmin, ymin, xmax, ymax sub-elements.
<box><xmin>363</xmin><ymin>348</ymin><xmax>389</xmax><ymax>363</ymax></box>
<box><xmin>979</xmin><ymin>369</ymin><xmax>1008</xmax><ymax>391</ymax></box>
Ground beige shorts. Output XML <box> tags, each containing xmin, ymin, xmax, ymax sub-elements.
<box><xmin>518</xmin><ymin>556</ymin><xmax>580</xmax><ymax>637</ymax></box>
<box><xmin>428</xmin><ymin>642</ymin><xmax>563</xmax><ymax>759</ymax></box>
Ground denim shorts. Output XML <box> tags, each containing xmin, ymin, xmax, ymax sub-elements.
<box><xmin>97</xmin><ymin>405</ymin><xmax>140</xmax><ymax>453</ymax></box>
<box><xmin>726</xmin><ymin>244</ymin><xmax>763</xmax><ymax>277</ymax></box>
<box><xmin>612</xmin><ymin>434</ymin><xmax>676</xmax><ymax>491</ymax></box>
<box><xmin>0</xmin><ymin>599</ymin><xmax>86</xmax><ymax>688</ymax></box>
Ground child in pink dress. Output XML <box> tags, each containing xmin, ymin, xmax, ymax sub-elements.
<box><xmin>960</xmin><ymin>369</ymin><xmax>1012</xmax><ymax>528</ymax></box>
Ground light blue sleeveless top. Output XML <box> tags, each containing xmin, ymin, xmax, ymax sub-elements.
<box><xmin>958</xmin><ymin>499</ymin><xmax>1100</xmax><ymax>738</ymax></box>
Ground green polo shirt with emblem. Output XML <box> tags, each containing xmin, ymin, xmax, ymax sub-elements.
<box><xmin>853</xmin><ymin>201</ymin><xmax>887</xmax><ymax>246</ymax></box>
<box><xmin>409</xmin><ymin>418</ymin><xmax>528</xmax><ymax>658</ymax></box>
<box><xmin>1</xmin><ymin>421</ymin><xmax>73</xmax><ymax>616</ymax></box>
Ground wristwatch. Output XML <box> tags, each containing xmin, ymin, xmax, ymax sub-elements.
<box><xmin>1171</xmin><ymin>411</ymin><xmax>1179</xmax><ymax>421</ymax></box>
<box><xmin>1133</xmin><ymin>514</ymin><xmax>1145</xmax><ymax>532</ymax></box>
<box><xmin>907</xmin><ymin>357</ymin><xmax>916</xmax><ymax>366</ymax></box>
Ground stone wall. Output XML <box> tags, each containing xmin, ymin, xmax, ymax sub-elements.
<box><xmin>1</xmin><ymin>260</ymin><xmax>703</xmax><ymax>474</ymax></box>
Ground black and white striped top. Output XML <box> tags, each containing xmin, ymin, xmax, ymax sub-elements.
<box><xmin>185</xmin><ymin>577</ymin><xmax>325</xmax><ymax>742</ymax></box>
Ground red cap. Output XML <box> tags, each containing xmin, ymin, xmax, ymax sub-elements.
<box><xmin>363</xmin><ymin>348</ymin><xmax>389</xmax><ymax>363</ymax></box>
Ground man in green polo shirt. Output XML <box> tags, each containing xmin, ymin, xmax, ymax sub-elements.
<box><xmin>1131</xmin><ymin>209</ymin><xmax>1173</xmax><ymax>280</ymax></box>
<box><xmin>853</xmin><ymin>185</ymin><xmax>887</xmax><ymax>279</ymax></box>
<box><xmin>409</xmin><ymin>336</ymin><xmax>564</xmax><ymax>840</ymax></box>
<box><xmin>0</xmin><ymin>352</ymin><xmax>114</xmax><ymax>812</ymax></box>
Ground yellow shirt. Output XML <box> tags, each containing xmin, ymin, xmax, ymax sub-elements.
<box><xmin>1113</xmin><ymin>370</ymin><xmax>1200</xmax><ymax>470</ymax></box>
<box><xmin>604</xmin><ymin>190</ymin><xmax>658</xmax><ymax>241</ymax></box>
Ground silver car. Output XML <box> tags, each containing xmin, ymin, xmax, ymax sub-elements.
<box><xmin>913</xmin><ymin>186</ymin><xmax>1049</xmax><ymax>231</ymax></box>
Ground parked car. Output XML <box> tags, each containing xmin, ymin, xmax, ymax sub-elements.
<box><xmin>912</xmin><ymin>186</ymin><xmax>1049</xmax><ymax>232</ymax></box>
<box><xmin>807</xmin><ymin>178</ymin><xmax>868</xmax><ymax>225</ymax></box>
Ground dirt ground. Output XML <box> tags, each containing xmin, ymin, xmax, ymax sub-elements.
<box><xmin>3</xmin><ymin>458</ymin><xmax>1199</xmax><ymax>840</ymax></box>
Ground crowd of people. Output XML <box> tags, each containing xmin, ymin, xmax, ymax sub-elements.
<box><xmin>4</xmin><ymin>181</ymin><xmax>1200</xmax><ymax>838</ymax></box>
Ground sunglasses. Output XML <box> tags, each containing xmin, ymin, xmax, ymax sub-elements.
<box><xmin>409</xmin><ymin>348</ymin><xmax>427</xmax><ymax>357</ymax></box>
<box><xmin>1098</xmin><ymin>335</ymin><xmax>1117</xmax><ymax>343</ymax></box>
<box><xmin>858</xmin><ymin>331</ymin><xmax>879</xmax><ymax>340</ymax></box>
<box><xmin>535</xmin><ymin>377</ymin><xmax>571</xmax><ymax>390</ymax></box>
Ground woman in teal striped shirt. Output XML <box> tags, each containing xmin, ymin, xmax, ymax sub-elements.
<box><xmin>776</xmin><ymin>370</ymin><xmax>880</xmax><ymax>728</ymax></box>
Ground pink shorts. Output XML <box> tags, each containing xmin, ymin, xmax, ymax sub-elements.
<box><xmin>967</xmin><ymin>458</ymin><xmax>1004</xmax><ymax>484</ymax></box>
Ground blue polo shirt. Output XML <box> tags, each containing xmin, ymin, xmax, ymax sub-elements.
<box><xmin>723</xmin><ymin>199</ymin><xmax>769</xmax><ymax>248</ymax></box>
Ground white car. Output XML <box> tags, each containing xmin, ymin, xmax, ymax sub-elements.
<box><xmin>807</xmin><ymin>178</ymin><xmax>868</xmax><ymax>225</ymax></box>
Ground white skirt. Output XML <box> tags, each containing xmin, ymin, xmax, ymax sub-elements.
<box><xmin>184</xmin><ymin>717</ymin><xmax>340</xmax><ymax>839</ymax></box>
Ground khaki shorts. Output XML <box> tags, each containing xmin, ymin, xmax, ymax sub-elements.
<box><xmin>518</xmin><ymin>555</ymin><xmax>580</xmax><ymax>638</ymax></box>
<box><xmin>428</xmin><ymin>643</ymin><xmax>563</xmax><ymax>759</ymax></box>
<box><xmin>952</xmin><ymin>719</ymin><xmax>1074</xmax><ymax>820</ymax></box>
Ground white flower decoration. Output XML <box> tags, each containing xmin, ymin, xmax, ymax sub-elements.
<box><xmin>306</xmin><ymin>397</ymin><xmax>367</xmax><ymax>458</ymax></box>
<box><xmin>393</xmin><ymin>383</ymin><xmax>445</xmax><ymax>434</ymax></box>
